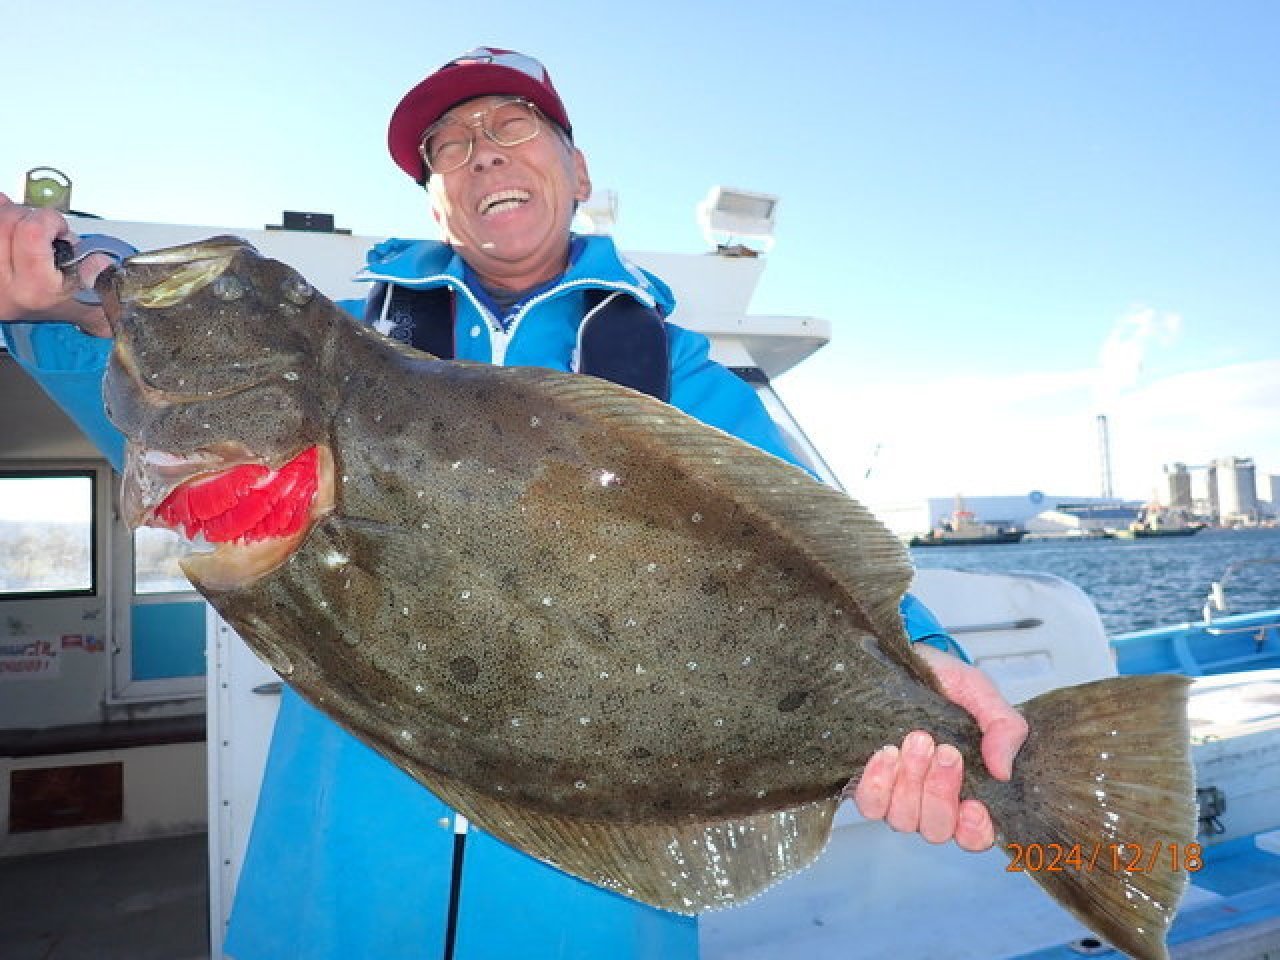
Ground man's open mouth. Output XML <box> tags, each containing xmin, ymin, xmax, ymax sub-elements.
<box><xmin>478</xmin><ymin>189</ymin><xmax>531</xmax><ymax>216</ymax></box>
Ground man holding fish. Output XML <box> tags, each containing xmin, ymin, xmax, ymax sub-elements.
<box><xmin>0</xmin><ymin>47</ymin><xmax>1028</xmax><ymax>959</ymax></box>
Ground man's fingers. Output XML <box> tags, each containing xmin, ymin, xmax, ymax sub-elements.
<box><xmin>885</xmin><ymin>731</ymin><xmax>934</xmax><ymax>833</ymax></box>
<box><xmin>918</xmin><ymin>743</ymin><xmax>964</xmax><ymax>844</ymax></box>
<box><xmin>954</xmin><ymin>799</ymin><xmax>996</xmax><ymax>852</ymax></box>
<box><xmin>850</xmin><ymin>745</ymin><xmax>898</xmax><ymax>821</ymax></box>
<box><xmin>981</xmin><ymin>714</ymin><xmax>1029</xmax><ymax>781</ymax></box>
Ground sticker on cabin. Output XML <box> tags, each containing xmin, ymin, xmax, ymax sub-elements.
<box><xmin>0</xmin><ymin>638</ymin><xmax>59</xmax><ymax>679</ymax></box>
<box><xmin>59</xmin><ymin>634</ymin><xmax>104</xmax><ymax>653</ymax></box>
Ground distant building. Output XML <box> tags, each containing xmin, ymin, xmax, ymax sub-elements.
<box><xmin>1164</xmin><ymin>463</ymin><xmax>1193</xmax><ymax>510</ymax></box>
<box><xmin>1215</xmin><ymin>456</ymin><xmax>1259</xmax><ymax>524</ymax></box>
<box><xmin>873</xmin><ymin>492</ymin><xmax>1141</xmax><ymax>537</ymax></box>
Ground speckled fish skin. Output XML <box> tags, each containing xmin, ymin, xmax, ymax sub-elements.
<box><xmin>100</xmin><ymin>239</ymin><xmax>1196</xmax><ymax>960</ymax></box>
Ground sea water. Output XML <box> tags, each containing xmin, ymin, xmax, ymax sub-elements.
<box><xmin>911</xmin><ymin>528</ymin><xmax>1280</xmax><ymax>636</ymax></box>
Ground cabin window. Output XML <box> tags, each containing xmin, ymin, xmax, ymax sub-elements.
<box><xmin>112</xmin><ymin>519</ymin><xmax>206</xmax><ymax>699</ymax></box>
<box><xmin>0</xmin><ymin>471</ymin><xmax>96</xmax><ymax>597</ymax></box>
<box><xmin>134</xmin><ymin>527</ymin><xmax>200</xmax><ymax>595</ymax></box>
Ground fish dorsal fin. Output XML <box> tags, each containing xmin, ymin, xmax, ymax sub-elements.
<box><xmin>495</xmin><ymin>367</ymin><xmax>921</xmax><ymax>673</ymax></box>
<box><xmin>410</xmin><ymin>757</ymin><xmax>841</xmax><ymax>914</ymax></box>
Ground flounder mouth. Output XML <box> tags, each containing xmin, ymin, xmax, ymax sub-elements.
<box><xmin>139</xmin><ymin>444</ymin><xmax>335</xmax><ymax>590</ymax></box>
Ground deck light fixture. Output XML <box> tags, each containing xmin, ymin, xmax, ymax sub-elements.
<box><xmin>696</xmin><ymin>186</ymin><xmax>778</xmax><ymax>254</ymax></box>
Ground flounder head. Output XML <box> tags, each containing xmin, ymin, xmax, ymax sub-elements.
<box><xmin>100</xmin><ymin>237</ymin><xmax>338</xmax><ymax>590</ymax></box>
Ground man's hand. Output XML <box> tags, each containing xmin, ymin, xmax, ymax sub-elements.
<box><xmin>0</xmin><ymin>193</ymin><xmax>112</xmax><ymax>336</ymax></box>
<box><xmin>848</xmin><ymin>644</ymin><xmax>1028</xmax><ymax>852</ymax></box>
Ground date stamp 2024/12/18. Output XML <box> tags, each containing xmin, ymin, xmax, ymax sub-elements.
<box><xmin>1005</xmin><ymin>842</ymin><xmax>1204</xmax><ymax>874</ymax></box>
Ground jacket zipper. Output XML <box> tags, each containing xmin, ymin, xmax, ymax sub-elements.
<box><xmin>357</xmin><ymin>272</ymin><xmax>656</xmax><ymax>367</ymax></box>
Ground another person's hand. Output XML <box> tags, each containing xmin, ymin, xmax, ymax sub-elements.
<box><xmin>848</xmin><ymin>644</ymin><xmax>1028</xmax><ymax>852</ymax></box>
<box><xmin>0</xmin><ymin>193</ymin><xmax>112</xmax><ymax>336</ymax></box>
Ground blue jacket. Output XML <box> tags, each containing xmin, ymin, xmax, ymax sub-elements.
<box><xmin>2</xmin><ymin>233</ymin><xmax>961</xmax><ymax>960</ymax></box>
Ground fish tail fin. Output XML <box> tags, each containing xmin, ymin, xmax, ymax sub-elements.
<box><xmin>978</xmin><ymin>674</ymin><xmax>1196</xmax><ymax>960</ymax></box>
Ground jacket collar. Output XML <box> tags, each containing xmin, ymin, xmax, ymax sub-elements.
<box><xmin>354</xmin><ymin>234</ymin><xmax>676</xmax><ymax>315</ymax></box>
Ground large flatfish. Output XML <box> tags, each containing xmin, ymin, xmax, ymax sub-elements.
<box><xmin>97</xmin><ymin>238</ymin><xmax>1196</xmax><ymax>960</ymax></box>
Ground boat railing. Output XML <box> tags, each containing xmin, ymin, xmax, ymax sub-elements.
<box><xmin>1202</xmin><ymin>557</ymin><xmax>1280</xmax><ymax>626</ymax></box>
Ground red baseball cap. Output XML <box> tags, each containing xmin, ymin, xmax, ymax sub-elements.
<box><xmin>388</xmin><ymin>47</ymin><xmax>572</xmax><ymax>183</ymax></box>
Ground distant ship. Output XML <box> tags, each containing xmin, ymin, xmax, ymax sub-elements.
<box><xmin>1114</xmin><ymin>503</ymin><xmax>1207</xmax><ymax>539</ymax></box>
<box><xmin>908</xmin><ymin>498</ymin><xmax>1027</xmax><ymax>547</ymax></box>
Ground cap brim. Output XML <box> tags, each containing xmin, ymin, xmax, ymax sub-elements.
<box><xmin>388</xmin><ymin>64</ymin><xmax>572</xmax><ymax>181</ymax></box>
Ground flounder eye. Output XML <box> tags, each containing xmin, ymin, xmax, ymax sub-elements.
<box><xmin>212</xmin><ymin>274</ymin><xmax>247</xmax><ymax>300</ymax></box>
<box><xmin>283</xmin><ymin>276</ymin><xmax>314</xmax><ymax>306</ymax></box>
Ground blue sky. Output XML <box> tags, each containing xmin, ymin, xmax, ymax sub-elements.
<box><xmin>6</xmin><ymin>1</ymin><xmax>1277</xmax><ymax>508</ymax></box>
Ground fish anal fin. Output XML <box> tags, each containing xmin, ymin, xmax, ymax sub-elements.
<box><xmin>413</xmin><ymin>760</ymin><xmax>840</xmax><ymax>914</ymax></box>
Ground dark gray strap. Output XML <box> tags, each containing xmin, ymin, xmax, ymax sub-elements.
<box><xmin>364</xmin><ymin>284</ymin><xmax>670</xmax><ymax>402</ymax></box>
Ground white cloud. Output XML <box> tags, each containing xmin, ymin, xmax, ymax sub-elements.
<box><xmin>777</xmin><ymin>359</ymin><xmax>1280</xmax><ymax>509</ymax></box>
<box><xmin>1094</xmin><ymin>306</ymin><xmax>1182</xmax><ymax>408</ymax></box>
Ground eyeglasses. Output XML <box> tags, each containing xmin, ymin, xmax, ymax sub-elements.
<box><xmin>418</xmin><ymin>98</ymin><xmax>544</xmax><ymax>176</ymax></box>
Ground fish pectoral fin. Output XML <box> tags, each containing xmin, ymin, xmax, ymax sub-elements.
<box><xmin>414</xmin><ymin>765</ymin><xmax>840</xmax><ymax>914</ymax></box>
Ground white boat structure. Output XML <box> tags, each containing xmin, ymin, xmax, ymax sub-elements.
<box><xmin>1</xmin><ymin>204</ymin><xmax>1278</xmax><ymax>959</ymax></box>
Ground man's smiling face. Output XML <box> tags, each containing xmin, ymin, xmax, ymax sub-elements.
<box><xmin>427</xmin><ymin>95</ymin><xmax>591</xmax><ymax>291</ymax></box>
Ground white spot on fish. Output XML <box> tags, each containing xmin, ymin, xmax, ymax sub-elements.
<box><xmin>417</xmin><ymin>642</ymin><xmax>428</xmax><ymax>652</ymax></box>
<box><xmin>399</xmin><ymin>730</ymin><xmax>413</xmax><ymax>742</ymax></box>
<box><xmin>542</xmin><ymin>596</ymin><xmax>553</xmax><ymax>606</ymax></box>
<box><xmin>713</xmin><ymin>718</ymin><xmax>724</xmax><ymax>726</ymax></box>
<box><xmin>374</xmin><ymin>413</ymin><xmax>382</xmax><ymax>422</ymax></box>
<box><xmin>460</xmin><ymin>590</ymin><xmax>471</xmax><ymax>600</ymax></box>
<box><xmin>575</xmin><ymin>780</ymin><xmax>587</xmax><ymax>790</ymax></box>
<box><xmin>833</xmin><ymin>662</ymin><xmax>846</xmax><ymax>672</ymax></box>
<box><xmin>451</xmin><ymin>461</ymin><xmax>462</xmax><ymax>470</ymax></box>
<box><xmin>587</xmin><ymin>553</ymin><xmax>597</xmax><ymax>562</ymax></box>
<box><xmin>579</xmin><ymin>716</ymin><xmax>591</xmax><ymax>725</ymax></box>
<box><xmin>635</xmin><ymin>664</ymin><xmax>646</xmax><ymax>675</ymax></box>
<box><xmin>402</xmin><ymin>606</ymin><xmax>410</xmax><ymax>616</ymax></box>
<box><xmin>530</xmin><ymin>416</ymin><xmax>542</xmax><ymax>427</ymax></box>
<box><xmin>324</xmin><ymin>551</ymin><xmax>349</xmax><ymax>568</ymax></box>
<box><xmin>647</xmin><ymin>563</ymin><xmax>657</xmax><ymax>572</ymax></box>
<box><xmin>534</xmin><ymin>671</ymin><xmax>545</xmax><ymax>680</ymax></box>
<box><xmin>342</xmin><ymin>475</ymin><xmax>349</xmax><ymax>483</ymax></box>
<box><xmin>599</xmin><ymin>671</ymin><xmax>609</xmax><ymax>679</ymax></box>
<box><xmin>283</xmin><ymin>372</ymin><xmax>300</xmax><ymax>381</ymax></box>
<box><xmin>691</xmin><ymin>512</ymin><xmax>702</xmax><ymax>523</ymax></box>
<box><xmin>625</xmin><ymin>618</ymin><xmax>637</xmax><ymax>628</ymax></box>
<box><xmin>416</xmin><ymin>490</ymin><xmax>425</xmax><ymax>498</ymax></box>
<box><xmin>742</xmin><ymin>656</ymin><xmax>752</xmax><ymax>666</ymax></box>
<box><xmin>756</xmin><ymin>789</ymin><xmax>767</xmax><ymax>799</ymax></box>
<box><xmin>470</xmin><ymin>325</ymin><xmax>481</xmax><ymax>338</ymax></box>
<box><xmin>821</xmin><ymin>730</ymin><xmax>832</xmax><ymax>739</ymax></box>
<box><xmin>687</xmin><ymin>661</ymin><xmax>698</xmax><ymax>670</ymax></box>
<box><xmin>598</xmin><ymin>470</ymin><xmax>617</xmax><ymax>486</ymax></box>
<box><xmin>511</xmin><ymin>718</ymin><xmax>523</xmax><ymax>728</ymax></box>
<box><xmin>415</xmin><ymin>684</ymin><xmax>425</xmax><ymax>694</ymax></box>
